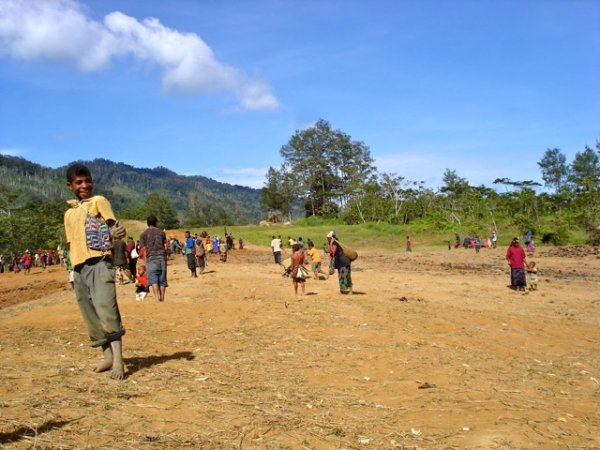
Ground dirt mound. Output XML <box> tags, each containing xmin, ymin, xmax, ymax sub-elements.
<box><xmin>0</xmin><ymin>265</ymin><xmax>69</xmax><ymax>310</ymax></box>
<box><xmin>540</xmin><ymin>245</ymin><xmax>600</xmax><ymax>258</ymax></box>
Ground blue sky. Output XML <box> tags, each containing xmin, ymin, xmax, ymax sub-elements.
<box><xmin>1</xmin><ymin>0</ymin><xmax>598</xmax><ymax>189</ymax></box>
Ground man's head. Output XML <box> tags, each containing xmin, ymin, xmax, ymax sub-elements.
<box><xmin>512</xmin><ymin>237</ymin><xmax>520</xmax><ymax>246</ymax></box>
<box><xmin>66</xmin><ymin>163</ymin><xmax>93</xmax><ymax>200</ymax></box>
<box><xmin>147</xmin><ymin>215</ymin><xmax>158</xmax><ymax>227</ymax></box>
<box><xmin>185</xmin><ymin>231</ymin><xmax>190</xmax><ymax>237</ymax></box>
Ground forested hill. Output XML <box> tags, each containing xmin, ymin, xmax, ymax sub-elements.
<box><xmin>0</xmin><ymin>155</ymin><xmax>264</xmax><ymax>224</ymax></box>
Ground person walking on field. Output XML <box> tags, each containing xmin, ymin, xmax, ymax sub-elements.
<box><xmin>271</xmin><ymin>235</ymin><xmax>282</xmax><ymax>264</ymax></box>
<box><xmin>290</xmin><ymin>243</ymin><xmax>307</xmax><ymax>296</ymax></box>
<box><xmin>112</xmin><ymin>236</ymin><xmax>131</xmax><ymax>284</ymax></box>
<box><xmin>195</xmin><ymin>236</ymin><xmax>206</xmax><ymax>273</ymax></box>
<box><xmin>307</xmin><ymin>241</ymin><xmax>328</xmax><ymax>280</ymax></box>
<box><xmin>63</xmin><ymin>163</ymin><xmax>127</xmax><ymax>380</ymax></box>
<box><xmin>22</xmin><ymin>250</ymin><xmax>32</xmax><ymax>274</ymax></box>
<box><xmin>327</xmin><ymin>231</ymin><xmax>353</xmax><ymax>295</ymax></box>
<box><xmin>184</xmin><ymin>231</ymin><xmax>197</xmax><ymax>277</ymax></box>
<box><xmin>506</xmin><ymin>237</ymin><xmax>527</xmax><ymax>291</ymax></box>
<box><xmin>140</xmin><ymin>215</ymin><xmax>168</xmax><ymax>301</ymax></box>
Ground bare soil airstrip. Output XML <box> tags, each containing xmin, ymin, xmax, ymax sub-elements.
<box><xmin>1</xmin><ymin>239</ymin><xmax>599</xmax><ymax>449</ymax></box>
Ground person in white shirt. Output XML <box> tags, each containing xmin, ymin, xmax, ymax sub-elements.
<box><xmin>271</xmin><ymin>235</ymin><xmax>282</xmax><ymax>264</ymax></box>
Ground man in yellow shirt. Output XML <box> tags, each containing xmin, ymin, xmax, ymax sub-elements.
<box><xmin>64</xmin><ymin>164</ymin><xmax>127</xmax><ymax>380</ymax></box>
<box><xmin>307</xmin><ymin>241</ymin><xmax>328</xmax><ymax>280</ymax></box>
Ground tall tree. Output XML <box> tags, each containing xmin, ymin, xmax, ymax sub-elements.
<box><xmin>538</xmin><ymin>148</ymin><xmax>568</xmax><ymax>193</ymax></box>
<box><xmin>260</xmin><ymin>164</ymin><xmax>297</xmax><ymax>221</ymax></box>
<box><xmin>143</xmin><ymin>193</ymin><xmax>180</xmax><ymax>229</ymax></box>
<box><xmin>569</xmin><ymin>146</ymin><xmax>600</xmax><ymax>192</ymax></box>
<box><xmin>279</xmin><ymin>119</ymin><xmax>376</xmax><ymax>217</ymax></box>
<box><xmin>440</xmin><ymin>169</ymin><xmax>470</xmax><ymax>196</ymax></box>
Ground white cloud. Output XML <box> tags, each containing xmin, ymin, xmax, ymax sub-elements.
<box><xmin>0</xmin><ymin>0</ymin><xmax>278</xmax><ymax>111</ymax></box>
<box><xmin>207</xmin><ymin>167</ymin><xmax>268</xmax><ymax>189</ymax></box>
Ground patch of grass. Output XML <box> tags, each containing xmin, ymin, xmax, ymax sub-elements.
<box><xmin>122</xmin><ymin>217</ymin><xmax>589</xmax><ymax>251</ymax></box>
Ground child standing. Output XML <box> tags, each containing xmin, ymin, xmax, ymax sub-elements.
<box><xmin>406</xmin><ymin>236</ymin><xmax>412</xmax><ymax>252</ymax></box>
<box><xmin>63</xmin><ymin>163</ymin><xmax>127</xmax><ymax>380</ymax></box>
<box><xmin>219</xmin><ymin>238</ymin><xmax>228</xmax><ymax>262</ymax></box>
<box><xmin>527</xmin><ymin>237</ymin><xmax>536</xmax><ymax>253</ymax></box>
<box><xmin>307</xmin><ymin>241</ymin><xmax>328</xmax><ymax>280</ymax></box>
<box><xmin>290</xmin><ymin>243</ymin><xmax>307</xmax><ymax>296</ymax></box>
<box><xmin>135</xmin><ymin>263</ymin><xmax>149</xmax><ymax>300</ymax></box>
<box><xmin>527</xmin><ymin>261</ymin><xmax>538</xmax><ymax>291</ymax></box>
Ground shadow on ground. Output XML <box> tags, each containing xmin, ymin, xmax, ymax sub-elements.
<box><xmin>126</xmin><ymin>351</ymin><xmax>195</xmax><ymax>375</ymax></box>
<box><xmin>0</xmin><ymin>419</ymin><xmax>76</xmax><ymax>444</ymax></box>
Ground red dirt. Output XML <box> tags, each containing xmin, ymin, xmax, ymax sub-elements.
<box><xmin>1</xmin><ymin>244</ymin><xmax>599</xmax><ymax>449</ymax></box>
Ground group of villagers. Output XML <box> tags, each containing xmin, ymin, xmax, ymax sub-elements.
<box><xmin>289</xmin><ymin>230</ymin><xmax>353</xmax><ymax>296</ymax></box>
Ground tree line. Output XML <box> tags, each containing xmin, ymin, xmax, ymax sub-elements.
<box><xmin>0</xmin><ymin>156</ymin><xmax>263</xmax><ymax>255</ymax></box>
<box><xmin>261</xmin><ymin>119</ymin><xmax>600</xmax><ymax>243</ymax></box>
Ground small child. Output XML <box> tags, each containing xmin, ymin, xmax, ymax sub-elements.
<box><xmin>527</xmin><ymin>237</ymin><xmax>536</xmax><ymax>253</ymax></box>
<box><xmin>474</xmin><ymin>236</ymin><xmax>481</xmax><ymax>254</ymax></box>
<box><xmin>219</xmin><ymin>239</ymin><xmax>228</xmax><ymax>262</ymax></box>
<box><xmin>135</xmin><ymin>264</ymin><xmax>149</xmax><ymax>301</ymax></box>
<box><xmin>527</xmin><ymin>261</ymin><xmax>538</xmax><ymax>291</ymax></box>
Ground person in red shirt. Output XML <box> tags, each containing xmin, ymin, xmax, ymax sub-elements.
<box><xmin>22</xmin><ymin>250</ymin><xmax>32</xmax><ymax>274</ymax></box>
<box><xmin>506</xmin><ymin>237</ymin><xmax>527</xmax><ymax>291</ymax></box>
<box><xmin>135</xmin><ymin>263</ymin><xmax>149</xmax><ymax>301</ymax></box>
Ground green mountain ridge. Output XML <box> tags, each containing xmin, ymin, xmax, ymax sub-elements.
<box><xmin>0</xmin><ymin>155</ymin><xmax>264</xmax><ymax>224</ymax></box>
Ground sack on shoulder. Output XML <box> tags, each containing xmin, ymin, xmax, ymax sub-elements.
<box><xmin>337</xmin><ymin>240</ymin><xmax>358</xmax><ymax>261</ymax></box>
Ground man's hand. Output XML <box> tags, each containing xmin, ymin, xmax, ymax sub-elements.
<box><xmin>110</xmin><ymin>222</ymin><xmax>127</xmax><ymax>240</ymax></box>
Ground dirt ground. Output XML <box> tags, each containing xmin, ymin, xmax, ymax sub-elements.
<box><xmin>1</xmin><ymin>243</ymin><xmax>599</xmax><ymax>450</ymax></box>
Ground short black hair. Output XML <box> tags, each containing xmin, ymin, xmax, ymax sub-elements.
<box><xmin>66</xmin><ymin>163</ymin><xmax>91</xmax><ymax>182</ymax></box>
<box><xmin>147</xmin><ymin>215</ymin><xmax>158</xmax><ymax>226</ymax></box>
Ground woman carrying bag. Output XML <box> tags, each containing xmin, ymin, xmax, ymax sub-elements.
<box><xmin>327</xmin><ymin>231</ymin><xmax>353</xmax><ymax>295</ymax></box>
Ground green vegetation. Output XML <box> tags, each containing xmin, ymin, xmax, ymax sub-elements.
<box><xmin>182</xmin><ymin>217</ymin><xmax>587</xmax><ymax>252</ymax></box>
<box><xmin>1</xmin><ymin>128</ymin><xmax>599</xmax><ymax>257</ymax></box>
<box><xmin>0</xmin><ymin>155</ymin><xmax>263</xmax><ymax>255</ymax></box>
<box><xmin>260</xmin><ymin>120</ymin><xmax>600</xmax><ymax>247</ymax></box>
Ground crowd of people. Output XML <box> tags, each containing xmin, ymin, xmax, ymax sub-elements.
<box><xmin>0</xmin><ymin>247</ymin><xmax>64</xmax><ymax>274</ymax></box>
<box><xmin>449</xmin><ymin>229</ymin><xmax>538</xmax><ymax>291</ymax></box>
<box><xmin>2</xmin><ymin>161</ymin><xmax>542</xmax><ymax>383</ymax></box>
<box><xmin>272</xmin><ymin>232</ymin><xmax>354</xmax><ymax>297</ymax></box>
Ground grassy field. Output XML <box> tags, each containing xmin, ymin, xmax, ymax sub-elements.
<box><xmin>122</xmin><ymin>218</ymin><xmax>589</xmax><ymax>251</ymax></box>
